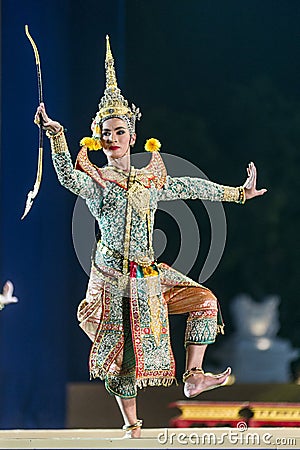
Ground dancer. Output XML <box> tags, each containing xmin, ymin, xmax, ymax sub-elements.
<box><xmin>34</xmin><ymin>36</ymin><xmax>266</xmax><ymax>437</ymax></box>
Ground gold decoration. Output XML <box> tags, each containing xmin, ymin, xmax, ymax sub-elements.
<box><xmin>74</xmin><ymin>147</ymin><xmax>107</xmax><ymax>188</ymax></box>
<box><xmin>144</xmin><ymin>138</ymin><xmax>161</xmax><ymax>153</ymax></box>
<box><xmin>143</xmin><ymin>266</ymin><xmax>158</xmax><ymax>277</ymax></box>
<box><xmin>122</xmin><ymin>419</ymin><xmax>143</xmax><ymax>432</ymax></box>
<box><xmin>75</xmin><ymin>147</ymin><xmax>167</xmax><ymax>190</ymax></box>
<box><xmin>97</xmin><ymin>35</ymin><xmax>132</xmax><ymax>120</ymax></box>
<box><xmin>222</xmin><ymin>186</ymin><xmax>246</xmax><ymax>204</ymax></box>
<box><xmin>81</xmin><ymin>35</ymin><xmax>141</xmax><ymax>146</ymax></box>
<box><xmin>127</xmin><ymin>182</ymin><xmax>150</xmax><ymax>220</ymax></box>
<box><xmin>172</xmin><ymin>401</ymin><xmax>300</xmax><ymax>423</ymax></box>
<box><xmin>47</xmin><ymin>129</ymin><xmax>68</xmax><ymax>154</ymax></box>
<box><xmin>149</xmin><ymin>293</ymin><xmax>161</xmax><ymax>347</ymax></box>
<box><xmin>122</xmin><ymin>169</ymin><xmax>135</xmax><ymax>274</ymax></box>
<box><xmin>238</xmin><ymin>186</ymin><xmax>246</xmax><ymax>204</ymax></box>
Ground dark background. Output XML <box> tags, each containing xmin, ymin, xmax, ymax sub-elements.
<box><xmin>1</xmin><ymin>0</ymin><xmax>299</xmax><ymax>428</ymax></box>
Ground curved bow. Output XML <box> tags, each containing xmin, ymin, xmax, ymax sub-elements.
<box><xmin>21</xmin><ymin>25</ymin><xmax>44</xmax><ymax>220</ymax></box>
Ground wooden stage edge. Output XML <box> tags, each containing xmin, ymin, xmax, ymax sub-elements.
<box><xmin>0</xmin><ymin>428</ymin><xmax>299</xmax><ymax>449</ymax></box>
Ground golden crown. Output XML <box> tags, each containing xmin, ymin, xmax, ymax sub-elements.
<box><xmin>96</xmin><ymin>35</ymin><xmax>141</xmax><ymax>127</ymax></box>
<box><xmin>80</xmin><ymin>36</ymin><xmax>141</xmax><ymax>150</ymax></box>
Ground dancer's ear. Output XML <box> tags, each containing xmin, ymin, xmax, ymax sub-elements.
<box><xmin>130</xmin><ymin>133</ymin><xmax>136</xmax><ymax>147</ymax></box>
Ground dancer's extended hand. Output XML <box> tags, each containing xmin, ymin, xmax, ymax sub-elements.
<box><xmin>243</xmin><ymin>162</ymin><xmax>267</xmax><ymax>200</ymax></box>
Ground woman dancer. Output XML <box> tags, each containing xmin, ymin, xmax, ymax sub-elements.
<box><xmin>35</xmin><ymin>36</ymin><xmax>266</xmax><ymax>437</ymax></box>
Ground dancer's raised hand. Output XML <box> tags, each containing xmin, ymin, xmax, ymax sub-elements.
<box><xmin>243</xmin><ymin>162</ymin><xmax>267</xmax><ymax>200</ymax></box>
<box><xmin>34</xmin><ymin>102</ymin><xmax>62</xmax><ymax>134</ymax></box>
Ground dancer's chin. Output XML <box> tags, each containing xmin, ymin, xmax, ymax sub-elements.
<box><xmin>111</xmin><ymin>147</ymin><xmax>130</xmax><ymax>160</ymax></box>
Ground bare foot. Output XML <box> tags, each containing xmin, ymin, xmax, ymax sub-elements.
<box><xmin>125</xmin><ymin>427</ymin><xmax>141</xmax><ymax>439</ymax></box>
<box><xmin>184</xmin><ymin>367</ymin><xmax>231</xmax><ymax>398</ymax></box>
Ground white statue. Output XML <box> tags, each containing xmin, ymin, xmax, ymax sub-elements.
<box><xmin>217</xmin><ymin>294</ymin><xmax>298</xmax><ymax>382</ymax></box>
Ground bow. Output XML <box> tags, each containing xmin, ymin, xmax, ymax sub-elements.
<box><xmin>21</xmin><ymin>25</ymin><xmax>44</xmax><ymax>220</ymax></box>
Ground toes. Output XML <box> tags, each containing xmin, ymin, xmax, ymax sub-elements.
<box><xmin>217</xmin><ymin>367</ymin><xmax>231</xmax><ymax>378</ymax></box>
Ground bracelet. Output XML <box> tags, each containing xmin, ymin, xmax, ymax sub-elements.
<box><xmin>122</xmin><ymin>419</ymin><xmax>143</xmax><ymax>431</ymax></box>
<box><xmin>238</xmin><ymin>186</ymin><xmax>246</xmax><ymax>204</ymax></box>
<box><xmin>46</xmin><ymin>126</ymin><xmax>64</xmax><ymax>139</ymax></box>
<box><xmin>182</xmin><ymin>367</ymin><xmax>204</xmax><ymax>383</ymax></box>
<box><xmin>222</xmin><ymin>186</ymin><xmax>246</xmax><ymax>204</ymax></box>
<box><xmin>47</xmin><ymin>128</ymin><xmax>68</xmax><ymax>154</ymax></box>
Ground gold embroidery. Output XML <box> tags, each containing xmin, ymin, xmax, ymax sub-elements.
<box><xmin>48</xmin><ymin>129</ymin><xmax>68</xmax><ymax>154</ymax></box>
<box><xmin>75</xmin><ymin>148</ymin><xmax>167</xmax><ymax>190</ymax></box>
<box><xmin>149</xmin><ymin>294</ymin><xmax>161</xmax><ymax>346</ymax></box>
<box><xmin>75</xmin><ymin>147</ymin><xmax>107</xmax><ymax>188</ymax></box>
<box><xmin>122</xmin><ymin>169</ymin><xmax>135</xmax><ymax>274</ymax></box>
<box><xmin>222</xmin><ymin>186</ymin><xmax>245</xmax><ymax>203</ymax></box>
<box><xmin>143</xmin><ymin>151</ymin><xmax>167</xmax><ymax>189</ymax></box>
<box><xmin>127</xmin><ymin>182</ymin><xmax>150</xmax><ymax>219</ymax></box>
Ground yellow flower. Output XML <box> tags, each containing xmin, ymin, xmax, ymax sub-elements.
<box><xmin>80</xmin><ymin>137</ymin><xmax>102</xmax><ymax>151</ymax></box>
<box><xmin>80</xmin><ymin>137</ymin><xmax>93</xmax><ymax>147</ymax></box>
<box><xmin>144</xmin><ymin>138</ymin><xmax>161</xmax><ymax>152</ymax></box>
<box><xmin>92</xmin><ymin>140</ymin><xmax>102</xmax><ymax>150</ymax></box>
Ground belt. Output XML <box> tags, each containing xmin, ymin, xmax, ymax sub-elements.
<box><xmin>98</xmin><ymin>241</ymin><xmax>155</xmax><ymax>267</ymax></box>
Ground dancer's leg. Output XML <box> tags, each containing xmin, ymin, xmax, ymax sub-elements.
<box><xmin>164</xmin><ymin>285</ymin><xmax>231</xmax><ymax>398</ymax></box>
<box><xmin>184</xmin><ymin>344</ymin><xmax>231</xmax><ymax>398</ymax></box>
<box><xmin>115</xmin><ymin>396</ymin><xmax>141</xmax><ymax>438</ymax></box>
<box><xmin>186</xmin><ymin>342</ymin><xmax>207</xmax><ymax>369</ymax></box>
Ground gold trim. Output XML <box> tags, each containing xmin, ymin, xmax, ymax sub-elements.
<box><xmin>122</xmin><ymin>169</ymin><xmax>135</xmax><ymax>274</ymax></box>
<box><xmin>222</xmin><ymin>186</ymin><xmax>245</xmax><ymax>203</ymax></box>
<box><xmin>48</xmin><ymin>129</ymin><xmax>68</xmax><ymax>154</ymax></box>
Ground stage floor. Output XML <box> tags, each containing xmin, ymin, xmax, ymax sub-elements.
<box><xmin>0</xmin><ymin>428</ymin><xmax>299</xmax><ymax>449</ymax></box>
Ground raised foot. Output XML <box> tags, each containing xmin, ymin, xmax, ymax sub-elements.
<box><xmin>184</xmin><ymin>367</ymin><xmax>232</xmax><ymax>399</ymax></box>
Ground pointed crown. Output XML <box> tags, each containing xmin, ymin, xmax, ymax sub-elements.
<box><xmin>92</xmin><ymin>36</ymin><xmax>141</xmax><ymax>137</ymax></box>
<box><xmin>79</xmin><ymin>38</ymin><xmax>162</xmax><ymax>154</ymax></box>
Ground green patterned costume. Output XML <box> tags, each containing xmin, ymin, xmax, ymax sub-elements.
<box><xmin>50</xmin><ymin>131</ymin><xmax>244</xmax><ymax>398</ymax></box>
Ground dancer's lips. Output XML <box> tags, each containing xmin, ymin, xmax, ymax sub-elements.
<box><xmin>109</xmin><ymin>145</ymin><xmax>120</xmax><ymax>150</ymax></box>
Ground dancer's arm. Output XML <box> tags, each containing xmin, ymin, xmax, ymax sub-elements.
<box><xmin>34</xmin><ymin>103</ymin><xmax>102</xmax><ymax>200</ymax></box>
<box><xmin>157</xmin><ymin>162</ymin><xmax>266</xmax><ymax>203</ymax></box>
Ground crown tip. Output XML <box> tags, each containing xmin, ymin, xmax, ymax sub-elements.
<box><xmin>105</xmin><ymin>35</ymin><xmax>112</xmax><ymax>60</ymax></box>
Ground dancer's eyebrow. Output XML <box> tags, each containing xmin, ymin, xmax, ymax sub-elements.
<box><xmin>102</xmin><ymin>126</ymin><xmax>126</xmax><ymax>132</ymax></box>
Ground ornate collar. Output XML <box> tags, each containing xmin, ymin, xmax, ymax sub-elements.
<box><xmin>75</xmin><ymin>147</ymin><xmax>167</xmax><ymax>190</ymax></box>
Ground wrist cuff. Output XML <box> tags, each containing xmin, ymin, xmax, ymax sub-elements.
<box><xmin>222</xmin><ymin>186</ymin><xmax>245</xmax><ymax>204</ymax></box>
<box><xmin>47</xmin><ymin>128</ymin><xmax>68</xmax><ymax>154</ymax></box>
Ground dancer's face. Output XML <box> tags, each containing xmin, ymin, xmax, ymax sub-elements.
<box><xmin>101</xmin><ymin>118</ymin><xmax>136</xmax><ymax>160</ymax></box>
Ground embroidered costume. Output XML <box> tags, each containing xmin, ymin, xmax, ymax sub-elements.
<box><xmin>48</xmin><ymin>36</ymin><xmax>245</xmax><ymax>399</ymax></box>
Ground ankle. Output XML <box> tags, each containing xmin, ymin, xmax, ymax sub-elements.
<box><xmin>122</xmin><ymin>419</ymin><xmax>143</xmax><ymax>439</ymax></box>
<box><xmin>127</xmin><ymin>427</ymin><xmax>141</xmax><ymax>439</ymax></box>
<box><xmin>183</xmin><ymin>367</ymin><xmax>204</xmax><ymax>383</ymax></box>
